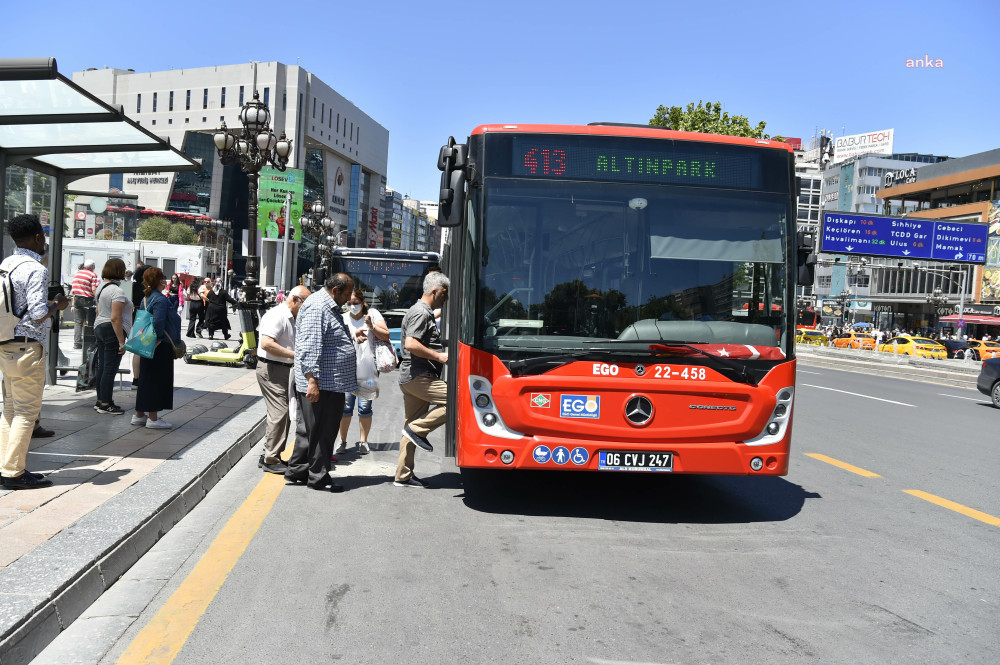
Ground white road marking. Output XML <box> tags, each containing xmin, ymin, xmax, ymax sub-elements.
<box><xmin>800</xmin><ymin>384</ymin><xmax>916</xmax><ymax>407</ymax></box>
<box><xmin>798</xmin><ymin>370</ymin><xmax>823</xmax><ymax>375</ymax></box>
<box><xmin>936</xmin><ymin>393</ymin><xmax>986</xmax><ymax>402</ymax></box>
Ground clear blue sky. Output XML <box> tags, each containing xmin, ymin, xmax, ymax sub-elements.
<box><xmin>5</xmin><ymin>0</ymin><xmax>998</xmax><ymax>202</ymax></box>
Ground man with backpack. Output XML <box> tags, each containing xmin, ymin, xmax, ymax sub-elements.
<box><xmin>0</xmin><ymin>214</ymin><xmax>69</xmax><ymax>489</ymax></box>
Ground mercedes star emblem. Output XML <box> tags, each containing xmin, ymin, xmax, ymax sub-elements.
<box><xmin>635</xmin><ymin>365</ymin><xmax>646</xmax><ymax>376</ymax></box>
<box><xmin>624</xmin><ymin>395</ymin><xmax>654</xmax><ymax>426</ymax></box>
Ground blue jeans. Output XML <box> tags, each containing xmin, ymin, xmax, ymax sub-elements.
<box><xmin>94</xmin><ymin>323</ymin><xmax>124</xmax><ymax>405</ymax></box>
<box><xmin>342</xmin><ymin>393</ymin><xmax>373</xmax><ymax>417</ymax></box>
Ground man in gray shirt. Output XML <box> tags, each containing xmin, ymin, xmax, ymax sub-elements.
<box><xmin>394</xmin><ymin>271</ymin><xmax>449</xmax><ymax>488</ymax></box>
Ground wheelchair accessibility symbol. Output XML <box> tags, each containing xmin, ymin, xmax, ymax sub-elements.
<box><xmin>570</xmin><ymin>447</ymin><xmax>589</xmax><ymax>465</ymax></box>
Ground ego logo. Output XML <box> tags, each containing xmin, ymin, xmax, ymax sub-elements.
<box><xmin>560</xmin><ymin>394</ymin><xmax>600</xmax><ymax>419</ymax></box>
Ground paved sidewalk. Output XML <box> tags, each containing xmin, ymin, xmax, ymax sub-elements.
<box><xmin>0</xmin><ymin>350</ymin><xmax>267</xmax><ymax>665</ymax></box>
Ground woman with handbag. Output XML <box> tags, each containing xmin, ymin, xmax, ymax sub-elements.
<box><xmin>131</xmin><ymin>267</ymin><xmax>182</xmax><ymax>430</ymax></box>
<box><xmin>93</xmin><ymin>258</ymin><xmax>134</xmax><ymax>415</ymax></box>
<box><xmin>337</xmin><ymin>288</ymin><xmax>391</xmax><ymax>455</ymax></box>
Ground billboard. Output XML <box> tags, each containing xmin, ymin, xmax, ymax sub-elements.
<box><xmin>257</xmin><ymin>167</ymin><xmax>303</xmax><ymax>241</ymax></box>
<box><xmin>821</xmin><ymin>212</ymin><xmax>987</xmax><ymax>263</ymax></box>
<box><xmin>832</xmin><ymin>129</ymin><xmax>894</xmax><ymax>164</ymax></box>
<box><xmin>982</xmin><ymin>201</ymin><xmax>1000</xmax><ymax>301</ymax></box>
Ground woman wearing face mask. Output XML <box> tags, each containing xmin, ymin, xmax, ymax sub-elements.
<box><xmin>337</xmin><ymin>288</ymin><xmax>390</xmax><ymax>455</ymax></box>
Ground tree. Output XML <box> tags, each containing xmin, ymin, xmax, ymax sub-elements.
<box><xmin>168</xmin><ymin>223</ymin><xmax>198</xmax><ymax>245</ymax></box>
<box><xmin>136</xmin><ymin>216</ymin><xmax>171</xmax><ymax>241</ymax></box>
<box><xmin>649</xmin><ymin>101</ymin><xmax>778</xmax><ymax>139</ymax></box>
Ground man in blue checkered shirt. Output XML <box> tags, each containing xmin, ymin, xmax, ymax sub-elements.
<box><xmin>284</xmin><ymin>273</ymin><xmax>360</xmax><ymax>492</ymax></box>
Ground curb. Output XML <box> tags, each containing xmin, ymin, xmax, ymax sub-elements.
<box><xmin>796</xmin><ymin>347</ymin><xmax>980</xmax><ymax>388</ymax></box>
<box><xmin>0</xmin><ymin>401</ymin><xmax>266</xmax><ymax>665</ymax></box>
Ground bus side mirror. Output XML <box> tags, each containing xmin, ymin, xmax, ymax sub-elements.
<box><xmin>797</xmin><ymin>231</ymin><xmax>817</xmax><ymax>286</ymax></box>
<box><xmin>438</xmin><ymin>137</ymin><xmax>468</xmax><ymax>228</ymax></box>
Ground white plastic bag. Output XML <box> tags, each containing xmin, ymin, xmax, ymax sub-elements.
<box><xmin>354</xmin><ymin>337</ymin><xmax>379</xmax><ymax>399</ymax></box>
<box><xmin>374</xmin><ymin>337</ymin><xmax>398</xmax><ymax>373</ymax></box>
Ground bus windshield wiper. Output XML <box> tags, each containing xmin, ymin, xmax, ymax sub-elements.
<box><xmin>648</xmin><ymin>342</ymin><xmax>758</xmax><ymax>386</ymax></box>
<box><xmin>507</xmin><ymin>349</ymin><xmax>633</xmax><ymax>376</ymax></box>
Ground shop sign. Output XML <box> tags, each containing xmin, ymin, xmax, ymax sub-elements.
<box><xmin>883</xmin><ymin>168</ymin><xmax>918</xmax><ymax>188</ymax></box>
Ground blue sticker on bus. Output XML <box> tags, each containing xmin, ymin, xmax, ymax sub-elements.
<box><xmin>552</xmin><ymin>446</ymin><xmax>570</xmax><ymax>465</ymax></box>
<box><xmin>532</xmin><ymin>446</ymin><xmax>551</xmax><ymax>464</ymax></box>
<box><xmin>560</xmin><ymin>394</ymin><xmax>600</xmax><ymax>419</ymax></box>
<box><xmin>570</xmin><ymin>447</ymin><xmax>589</xmax><ymax>465</ymax></box>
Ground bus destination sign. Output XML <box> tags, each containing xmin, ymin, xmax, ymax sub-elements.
<box><xmin>510</xmin><ymin>137</ymin><xmax>759</xmax><ymax>189</ymax></box>
<box><xmin>821</xmin><ymin>212</ymin><xmax>987</xmax><ymax>263</ymax></box>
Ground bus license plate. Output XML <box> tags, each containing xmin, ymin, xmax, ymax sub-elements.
<box><xmin>599</xmin><ymin>451</ymin><xmax>673</xmax><ymax>472</ymax></box>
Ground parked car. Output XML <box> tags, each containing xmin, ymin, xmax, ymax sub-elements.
<box><xmin>976</xmin><ymin>357</ymin><xmax>1000</xmax><ymax>407</ymax></box>
<box><xmin>795</xmin><ymin>328</ymin><xmax>829</xmax><ymax>346</ymax></box>
<box><xmin>877</xmin><ymin>336</ymin><xmax>947</xmax><ymax>359</ymax></box>
<box><xmin>939</xmin><ymin>339</ymin><xmax>971</xmax><ymax>359</ymax></box>
<box><xmin>965</xmin><ymin>339</ymin><xmax>1000</xmax><ymax>361</ymax></box>
<box><xmin>832</xmin><ymin>332</ymin><xmax>876</xmax><ymax>350</ymax></box>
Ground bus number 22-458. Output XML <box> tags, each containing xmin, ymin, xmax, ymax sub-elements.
<box><xmin>653</xmin><ymin>366</ymin><xmax>706</xmax><ymax>380</ymax></box>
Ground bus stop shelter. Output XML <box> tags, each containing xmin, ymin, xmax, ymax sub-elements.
<box><xmin>0</xmin><ymin>57</ymin><xmax>201</xmax><ymax>383</ymax></box>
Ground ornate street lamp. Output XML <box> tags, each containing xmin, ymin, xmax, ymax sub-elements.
<box><xmin>212</xmin><ymin>76</ymin><xmax>292</xmax><ymax>306</ymax></box>
<box><xmin>300</xmin><ymin>198</ymin><xmax>336</xmax><ymax>288</ymax></box>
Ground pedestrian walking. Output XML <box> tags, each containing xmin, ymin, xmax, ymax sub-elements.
<box><xmin>92</xmin><ymin>258</ymin><xmax>134</xmax><ymax>415</ymax></box>
<box><xmin>338</xmin><ymin>288</ymin><xmax>390</xmax><ymax>455</ymax></box>
<box><xmin>185</xmin><ymin>280</ymin><xmax>206</xmax><ymax>338</ymax></box>
<box><xmin>394</xmin><ymin>271</ymin><xmax>450</xmax><ymax>488</ymax></box>
<box><xmin>0</xmin><ymin>214</ymin><xmax>69</xmax><ymax>489</ymax></box>
<box><xmin>255</xmin><ymin>285</ymin><xmax>310</xmax><ymax>474</ymax></box>
<box><xmin>284</xmin><ymin>273</ymin><xmax>358</xmax><ymax>492</ymax></box>
<box><xmin>131</xmin><ymin>268</ymin><xmax>182</xmax><ymax>429</ymax></box>
<box><xmin>70</xmin><ymin>259</ymin><xmax>99</xmax><ymax>349</ymax></box>
<box><xmin>205</xmin><ymin>279</ymin><xmax>238</xmax><ymax>340</ymax></box>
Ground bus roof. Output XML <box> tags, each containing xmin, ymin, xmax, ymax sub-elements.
<box><xmin>470</xmin><ymin>124</ymin><xmax>795</xmax><ymax>154</ymax></box>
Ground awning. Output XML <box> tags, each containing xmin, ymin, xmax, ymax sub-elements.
<box><xmin>0</xmin><ymin>58</ymin><xmax>200</xmax><ymax>177</ymax></box>
<box><xmin>939</xmin><ymin>314</ymin><xmax>1000</xmax><ymax>325</ymax></box>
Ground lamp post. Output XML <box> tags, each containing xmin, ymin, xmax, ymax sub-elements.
<box><xmin>212</xmin><ymin>74</ymin><xmax>292</xmax><ymax>307</ymax></box>
<box><xmin>300</xmin><ymin>198</ymin><xmax>334</xmax><ymax>289</ymax></box>
<box><xmin>914</xmin><ymin>263</ymin><xmax>968</xmax><ymax>337</ymax></box>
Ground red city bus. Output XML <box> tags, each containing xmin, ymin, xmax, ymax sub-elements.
<box><xmin>436</xmin><ymin>123</ymin><xmax>812</xmax><ymax>476</ymax></box>
<box><xmin>797</xmin><ymin>308</ymin><xmax>821</xmax><ymax>329</ymax></box>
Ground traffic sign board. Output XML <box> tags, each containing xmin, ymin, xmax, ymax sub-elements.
<box><xmin>957</xmin><ymin>319</ymin><xmax>965</xmax><ymax>328</ymax></box>
<box><xmin>821</xmin><ymin>212</ymin><xmax>987</xmax><ymax>263</ymax></box>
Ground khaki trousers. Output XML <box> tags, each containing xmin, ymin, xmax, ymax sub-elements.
<box><xmin>396</xmin><ymin>373</ymin><xmax>447</xmax><ymax>482</ymax></box>
<box><xmin>0</xmin><ymin>341</ymin><xmax>46</xmax><ymax>478</ymax></box>
<box><xmin>255</xmin><ymin>361</ymin><xmax>291</xmax><ymax>462</ymax></box>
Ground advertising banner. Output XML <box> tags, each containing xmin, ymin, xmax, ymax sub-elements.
<box><xmin>257</xmin><ymin>167</ymin><xmax>304</xmax><ymax>241</ymax></box>
<box><xmin>832</xmin><ymin>129</ymin><xmax>894</xmax><ymax>164</ymax></box>
<box><xmin>982</xmin><ymin>201</ymin><xmax>1000</xmax><ymax>301</ymax></box>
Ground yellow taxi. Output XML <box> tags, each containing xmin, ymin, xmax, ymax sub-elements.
<box><xmin>832</xmin><ymin>332</ymin><xmax>876</xmax><ymax>350</ymax></box>
<box><xmin>966</xmin><ymin>339</ymin><xmax>1000</xmax><ymax>361</ymax></box>
<box><xmin>877</xmin><ymin>336</ymin><xmax>947</xmax><ymax>359</ymax></box>
<box><xmin>795</xmin><ymin>328</ymin><xmax>829</xmax><ymax>346</ymax></box>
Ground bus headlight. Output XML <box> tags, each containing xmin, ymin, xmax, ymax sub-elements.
<box><xmin>744</xmin><ymin>387</ymin><xmax>794</xmax><ymax>446</ymax></box>
<box><xmin>468</xmin><ymin>375</ymin><xmax>524</xmax><ymax>440</ymax></box>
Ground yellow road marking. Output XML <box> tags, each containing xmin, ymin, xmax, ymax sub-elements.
<box><xmin>805</xmin><ymin>453</ymin><xmax>882</xmax><ymax>478</ymax></box>
<box><xmin>115</xmin><ymin>473</ymin><xmax>285</xmax><ymax>665</ymax></box>
<box><xmin>903</xmin><ymin>490</ymin><xmax>1000</xmax><ymax>527</ymax></box>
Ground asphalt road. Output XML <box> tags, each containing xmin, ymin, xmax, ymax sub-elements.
<box><xmin>37</xmin><ymin>364</ymin><xmax>1000</xmax><ymax>665</ymax></box>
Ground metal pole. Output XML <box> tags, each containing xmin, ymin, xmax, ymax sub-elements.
<box><xmin>958</xmin><ymin>268</ymin><xmax>966</xmax><ymax>337</ymax></box>
<box><xmin>281</xmin><ymin>190</ymin><xmax>292</xmax><ymax>292</ymax></box>
<box><xmin>245</xmin><ymin>172</ymin><xmax>260</xmax><ymax>305</ymax></box>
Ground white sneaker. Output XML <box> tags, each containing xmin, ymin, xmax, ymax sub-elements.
<box><xmin>335</xmin><ymin>441</ymin><xmax>347</xmax><ymax>455</ymax></box>
<box><xmin>131</xmin><ymin>415</ymin><xmax>148</xmax><ymax>426</ymax></box>
<box><xmin>145</xmin><ymin>419</ymin><xmax>172</xmax><ymax>429</ymax></box>
<box><xmin>358</xmin><ymin>441</ymin><xmax>370</xmax><ymax>455</ymax></box>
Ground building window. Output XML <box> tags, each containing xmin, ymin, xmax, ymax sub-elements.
<box><xmin>818</xmin><ymin>275</ymin><xmax>832</xmax><ymax>289</ymax></box>
<box><xmin>337</xmin><ymin>114</ymin><xmax>340</xmax><ymax>132</ymax></box>
<box><xmin>221</xmin><ymin>87</ymin><xmax>226</xmax><ymax>108</ymax></box>
<box><xmin>264</xmin><ymin>87</ymin><xmax>270</xmax><ymax>109</ymax></box>
<box><xmin>168</xmin><ymin>118</ymin><xmax>172</xmax><ymax>124</ymax></box>
<box><xmin>239</xmin><ymin>85</ymin><xmax>245</xmax><ymax>106</ymax></box>
<box><xmin>169</xmin><ymin>91</ymin><xmax>174</xmax><ymax>111</ymax></box>
<box><xmin>313</xmin><ymin>98</ymin><xmax>316</xmax><ymax>118</ymax></box>
<box><xmin>136</xmin><ymin>93</ymin><xmax>141</xmax><ymax>114</ymax></box>
<box><xmin>321</xmin><ymin>103</ymin><xmax>325</xmax><ymax>123</ymax></box>
<box><xmin>203</xmin><ymin>88</ymin><xmax>208</xmax><ymax>109</ymax></box>
<box><xmin>185</xmin><ymin>118</ymin><xmax>189</xmax><ymax>123</ymax></box>
<box><xmin>282</xmin><ymin>90</ymin><xmax>286</xmax><ymax>111</ymax></box>
<box><xmin>153</xmin><ymin>92</ymin><xmax>158</xmax><ymax>112</ymax></box>
<box><xmin>152</xmin><ymin>119</ymin><xmax>156</xmax><ymax>125</ymax></box>
<box><xmin>186</xmin><ymin>90</ymin><xmax>190</xmax><ymax>110</ymax></box>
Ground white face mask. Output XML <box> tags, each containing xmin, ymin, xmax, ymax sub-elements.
<box><xmin>347</xmin><ymin>304</ymin><xmax>363</xmax><ymax>316</ymax></box>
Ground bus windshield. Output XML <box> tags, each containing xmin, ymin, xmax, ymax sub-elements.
<box><xmin>328</xmin><ymin>252</ymin><xmax>438</xmax><ymax>312</ymax></box>
<box><xmin>477</xmin><ymin>178</ymin><xmax>789</xmax><ymax>360</ymax></box>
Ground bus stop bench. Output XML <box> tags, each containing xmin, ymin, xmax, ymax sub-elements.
<box><xmin>56</xmin><ymin>366</ymin><xmax>132</xmax><ymax>390</ymax></box>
